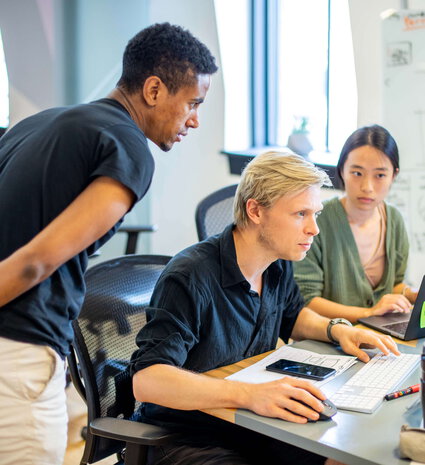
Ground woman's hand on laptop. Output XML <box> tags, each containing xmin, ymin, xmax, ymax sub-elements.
<box><xmin>331</xmin><ymin>325</ymin><xmax>400</xmax><ymax>363</ymax></box>
<box><xmin>366</xmin><ymin>293</ymin><xmax>412</xmax><ymax>317</ymax></box>
<box><xmin>403</xmin><ymin>287</ymin><xmax>418</xmax><ymax>304</ymax></box>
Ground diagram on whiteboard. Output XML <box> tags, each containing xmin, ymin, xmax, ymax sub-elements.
<box><xmin>386</xmin><ymin>41</ymin><xmax>412</xmax><ymax>66</ymax></box>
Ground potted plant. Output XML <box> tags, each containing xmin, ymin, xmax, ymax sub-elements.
<box><xmin>287</xmin><ymin>116</ymin><xmax>313</xmax><ymax>158</ymax></box>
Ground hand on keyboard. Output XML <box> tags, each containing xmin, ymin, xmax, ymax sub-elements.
<box><xmin>330</xmin><ymin>352</ymin><xmax>419</xmax><ymax>413</ymax></box>
<box><xmin>330</xmin><ymin>324</ymin><xmax>400</xmax><ymax>362</ymax></box>
<box><xmin>369</xmin><ymin>293</ymin><xmax>412</xmax><ymax>316</ymax></box>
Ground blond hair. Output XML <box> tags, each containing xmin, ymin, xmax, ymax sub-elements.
<box><xmin>234</xmin><ymin>151</ymin><xmax>331</xmax><ymax>228</ymax></box>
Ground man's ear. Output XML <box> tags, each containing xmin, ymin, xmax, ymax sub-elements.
<box><xmin>142</xmin><ymin>76</ymin><xmax>165</xmax><ymax>106</ymax></box>
<box><xmin>246</xmin><ymin>198</ymin><xmax>262</xmax><ymax>225</ymax></box>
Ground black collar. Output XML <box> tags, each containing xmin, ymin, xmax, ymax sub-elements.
<box><xmin>218</xmin><ymin>224</ymin><xmax>283</xmax><ymax>290</ymax></box>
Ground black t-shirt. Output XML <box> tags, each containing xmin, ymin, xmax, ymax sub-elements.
<box><xmin>129</xmin><ymin>224</ymin><xmax>304</xmax><ymax>433</ymax></box>
<box><xmin>0</xmin><ymin>98</ymin><xmax>154</xmax><ymax>357</ymax></box>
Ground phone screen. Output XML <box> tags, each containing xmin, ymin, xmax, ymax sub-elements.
<box><xmin>265</xmin><ymin>359</ymin><xmax>336</xmax><ymax>380</ymax></box>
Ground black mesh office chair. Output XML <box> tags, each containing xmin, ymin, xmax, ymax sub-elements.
<box><xmin>68</xmin><ymin>254</ymin><xmax>175</xmax><ymax>465</ymax></box>
<box><xmin>195</xmin><ymin>184</ymin><xmax>238</xmax><ymax>241</ymax></box>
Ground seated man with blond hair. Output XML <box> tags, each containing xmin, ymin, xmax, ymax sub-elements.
<box><xmin>130</xmin><ymin>151</ymin><xmax>399</xmax><ymax>465</ymax></box>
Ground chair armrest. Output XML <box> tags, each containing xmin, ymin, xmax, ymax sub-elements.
<box><xmin>90</xmin><ymin>417</ymin><xmax>175</xmax><ymax>445</ymax></box>
<box><xmin>67</xmin><ymin>345</ymin><xmax>86</xmax><ymax>402</ymax></box>
<box><xmin>118</xmin><ymin>225</ymin><xmax>158</xmax><ymax>234</ymax></box>
<box><xmin>118</xmin><ymin>225</ymin><xmax>158</xmax><ymax>254</ymax></box>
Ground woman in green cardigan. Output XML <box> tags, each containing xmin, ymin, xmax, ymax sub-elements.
<box><xmin>294</xmin><ymin>125</ymin><xmax>417</xmax><ymax>323</ymax></box>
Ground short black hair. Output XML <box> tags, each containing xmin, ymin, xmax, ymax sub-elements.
<box><xmin>117</xmin><ymin>22</ymin><xmax>218</xmax><ymax>94</ymax></box>
<box><xmin>336</xmin><ymin>124</ymin><xmax>399</xmax><ymax>188</ymax></box>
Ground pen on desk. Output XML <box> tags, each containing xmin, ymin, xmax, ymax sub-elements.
<box><xmin>384</xmin><ymin>383</ymin><xmax>420</xmax><ymax>401</ymax></box>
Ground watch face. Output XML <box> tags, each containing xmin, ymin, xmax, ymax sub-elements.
<box><xmin>332</xmin><ymin>318</ymin><xmax>352</xmax><ymax>326</ymax></box>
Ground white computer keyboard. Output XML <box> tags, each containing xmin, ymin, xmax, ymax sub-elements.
<box><xmin>330</xmin><ymin>352</ymin><xmax>419</xmax><ymax>414</ymax></box>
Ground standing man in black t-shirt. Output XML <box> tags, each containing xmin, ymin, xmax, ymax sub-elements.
<box><xmin>0</xmin><ymin>22</ymin><xmax>217</xmax><ymax>464</ymax></box>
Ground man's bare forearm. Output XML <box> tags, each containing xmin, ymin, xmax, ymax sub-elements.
<box><xmin>133</xmin><ymin>364</ymin><xmax>251</xmax><ymax>410</ymax></box>
<box><xmin>290</xmin><ymin>307</ymin><xmax>330</xmax><ymax>342</ymax></box>
<box><xmin>132</xmin><ymin>363</ymin><xmax>328</xmax><ymax>423</ymax></box>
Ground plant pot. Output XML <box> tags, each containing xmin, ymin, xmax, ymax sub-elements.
<box><xmin>287</xmin><ymin>133</ymin><xmax>313</xmax><ymax>158</ymax></box>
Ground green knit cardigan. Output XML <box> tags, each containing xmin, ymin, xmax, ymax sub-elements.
<box><xmin>293</xmin><ymin>197</ymin><xmax>409</xmax><ymax>308</ymax></box>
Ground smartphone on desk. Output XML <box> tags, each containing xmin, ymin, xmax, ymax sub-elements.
<box><xmin>265</xmin><ymin>359</ymin><xmax>336</xmax><ymax>381</ymax></box>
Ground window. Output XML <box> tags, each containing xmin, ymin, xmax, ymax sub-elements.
<box><xmin>215</xmin><ymin>0</ymin><xmax>357</xmax><ymax>166</ymax></box>
<box><xmin>0</xmin><ymin>30</ymin><xmax>9</xmax><ymax>129</ymax></box>
<box><xmin>215</xmin><ymin>0</ymin><xmax>251</xmax><ymax>151</ymax></box>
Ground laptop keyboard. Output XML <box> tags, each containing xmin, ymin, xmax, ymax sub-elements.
<box><xmin>382</xmin><ymin>320</ymin><xmax>409</xmax><ymax>334</ymax></box>
<box><xmin>330</xmin><ymin>352</ymin><xmax>419</xmax><ymax>413</ymax></box>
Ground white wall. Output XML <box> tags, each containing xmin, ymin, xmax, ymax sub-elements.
<box><xmin>147</xmin><ymin>0</ymin><xmax>237</xmax><ymax>256</ymax></box>
<box><xmin>0</xmin><ymin>0</ymin><xmax>63</xmax><ymax>126</ymax></box>
<box><xmin>349</xmin><ymin>0</ymin><xmax>394</xmax><ymax>126</ymax></box>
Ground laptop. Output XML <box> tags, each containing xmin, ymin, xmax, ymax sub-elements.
<box><xmin>358</xmin><ymin>276</ymin><xmax>425</xmax><ymax>340</ymax></box>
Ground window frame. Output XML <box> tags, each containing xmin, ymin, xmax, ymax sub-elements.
<box><xmin>221</xmin><ymin>0</ymin><xmax>345</xmax><ymax>188</ymax></box>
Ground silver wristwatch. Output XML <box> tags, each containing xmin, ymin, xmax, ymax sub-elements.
<box><xmin>326</xmin><ymin>318</ymin><xmax>352</xmax><ymax>345</ymax></box>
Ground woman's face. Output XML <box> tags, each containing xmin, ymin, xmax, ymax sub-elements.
<box><xmin>341</xmin><ymin>145</ymin><xmax>397</xmax><ymax>211</ymax></box>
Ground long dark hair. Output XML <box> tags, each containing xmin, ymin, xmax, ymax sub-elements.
<box><xmin>336</xmin><ymin>125</ymin><xmax>399</xmax><ymax>188</ymax></box>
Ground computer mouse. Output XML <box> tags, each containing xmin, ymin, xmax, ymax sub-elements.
<box><xmin>299</xmin><ymin>398</ymin><xmax>338</xmax><ymax>422</ymax></box>
<box><xmin>316</xmin><ymin>398</ymin><xmax>338</xmax><ymax>421</ymax></box>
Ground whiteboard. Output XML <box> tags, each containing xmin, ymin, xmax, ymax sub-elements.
<box><xmin>382</xmin><ymin>9</ymin><xmax>425</xmax><ymax>287</ymax></box>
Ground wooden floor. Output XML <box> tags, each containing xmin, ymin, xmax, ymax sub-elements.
<box><xmin>64</xmin><ymin>384</ymin><xmax>115</xmax><ymax>465</ymax></box>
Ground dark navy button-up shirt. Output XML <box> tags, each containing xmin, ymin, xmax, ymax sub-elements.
<box><xmin>130</xmin><ymin>223</ymin><xmax>304</xmax><ymax>432</ymax></box>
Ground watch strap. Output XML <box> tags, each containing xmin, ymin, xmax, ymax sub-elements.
<box><xmin>327</xmin><ymin>318</ymin><xmax>352</xmax><ymax>345</ymax></box>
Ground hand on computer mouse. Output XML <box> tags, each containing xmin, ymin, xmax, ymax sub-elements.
<box><xmin>313</xmin><ymin>398</ymin><xmax>337</xmax><ymax>421</ymax></box>
<box><xmin>298</xmin><ymin>398</ymin><xmax>338</xmax><ymax>422</ymax></box>
<box><xmin>246</xmin><ymin>377</ymin><xmax>332</xmax><ymax>423</ymax></box>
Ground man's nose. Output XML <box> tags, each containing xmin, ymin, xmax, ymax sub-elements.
<box><xmin>307</xmin><ymin>218</ymin><xmax>320</xmax><ymax>236</ymax></box>
<box><xmin>186</xmin><ymin>112</ymin><xmax>199</xmax><ymax>129</ymax></box>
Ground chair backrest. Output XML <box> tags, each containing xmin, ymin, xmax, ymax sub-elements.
<box><xmin>69</xmin><ymin>254</ymin><xmax>171</xmax><ymax>464</ymax></box>
<box><xmin>195</xmin><ymin>184</ymin><xmax>238</xmax><ymax>241</ymax></box>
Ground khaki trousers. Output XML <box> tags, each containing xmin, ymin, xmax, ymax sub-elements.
<box><xmin>0</xmin><ymin>337</ymin><xmax>67</xmax><ymax>465</ymax></box>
